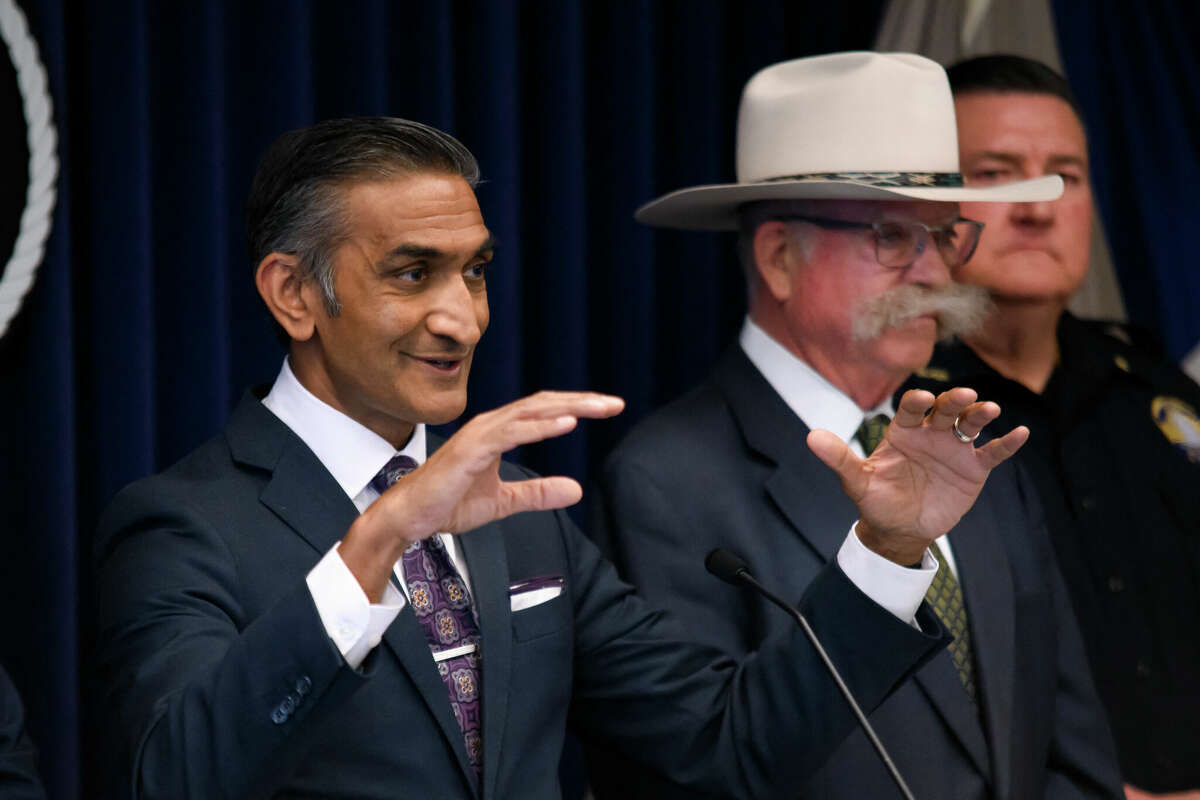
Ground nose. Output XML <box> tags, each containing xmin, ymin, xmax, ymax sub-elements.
<box><xmin>425</xmin><ymin>274</ymin><xmax>486</xmax><ymax>347</ymax></box>
<box><xmin>906</xmin><ymin>237</ymin><xmax>952</xmax><ymax>288</ymax></box>
<box><xmin>1010</xmin><ymin>199</ymin><xmax>1056</xmax><ymax>227</ymax></box>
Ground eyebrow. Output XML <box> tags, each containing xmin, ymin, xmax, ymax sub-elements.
<box><xmin>1046</xmin><ymin>154</ymin><xmax>1088</xmax><ymax>169</ymax></box>
<box><xmin>383</xmin><ymin>234</ymin><xmax>497</xmax><ymax>263</ymax></box>
<box><xmin>967</xmin><ymin>151</ymin><xmax>1087</xmax><ymax>169</ymax></box>
<box><xmin>965</xmin><ymin>151</ymin><xmax>1024</xmax><ymax>167</ymax></box>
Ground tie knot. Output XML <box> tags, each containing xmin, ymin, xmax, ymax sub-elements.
<box><xmin>370</xmin><ymin>454</ymin><xmax>419</xmax><ymax>494</ymax></box>
<box><xmin>854</xmin><ymin>413</ymin><xmax>891</xmax><ymax>456</ymax></box>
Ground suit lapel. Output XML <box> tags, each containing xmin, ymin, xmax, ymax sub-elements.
<box><xmin>380</xmin><ymin>601</ymin><xmax>479</xmax><ymax>794</ymax></box>
<box><xmin>715</xmin><ymin>350</ymin><xmax>1000</xmax><ymax>782</ymax></box>
<box><xmin>460</xmin><ymin>524</ymin><xmax>512</xmax><ymax>800</ymax></box>
<box><xmin>230</xmin><ymin>397</ymin><xmax>482</xmax><ymax>795</ymax></box>
<box><xmin>910</xmin><ymin>637</ymin><xmax>992</xmax><ymax>776</ymax></box>
<box><xmin>715</xmin><ymin>348</ymin><xmax>858</xmax><ymax>562</ymax></box>
<box><xmin>954</xmin><ymin>506</ymin><xmax>1016</xmax><ymax>797</ymax></box>
<box><xmin>225</xmin><ymin>391</ymin><xmax>362</xmax><ymax>557</ymax></box>
<box><xmin>259</xmin><ymin>440</ymin><xmax>360</xmax><ymax>556</ymax></box>
<box><xmin>764</xmin><ymin>467</ymin><xmax>858</xmax><ymax>562</ymax></box>
<box><xmin>906</xmin><ymin>506</ymin><xmax>1014</xmax><ymax>782</ymax></box>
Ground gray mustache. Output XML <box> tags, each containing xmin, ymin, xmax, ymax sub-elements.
<box><xmin>851</xmin><ymin>283</ymin><xmax>993</xmax><ymax>343</ymax></box>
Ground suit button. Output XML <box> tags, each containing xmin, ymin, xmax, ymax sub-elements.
<box><xmin>1136</xmin><ymin>660</ymin><xmax>1152</xmax><ymax>679</ymax></box>
<box><xmin>295</xmin><ymin>676</ymin><xmax>312</xmax><ymax>696</ymax></box>
<box><xmin>1107</xmin><ymin>575</ymin><xmax>1125</xmax><ymax>593</ymax></box>
<box><xmin>1080</xmin><ymin>495</ymin><xmax>1097</xmax><ymax>512</ymax></box>
<box><xmin>271</xmin><ymin>707</ymin><xmax>288</xmax><ymax>725</ymax></box>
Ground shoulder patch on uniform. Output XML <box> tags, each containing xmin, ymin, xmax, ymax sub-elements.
<box><xmin>1151</xmin><ymin>396</ymin><xmax>1200</xmax><ymax>463</ymax></box>
<box><xmin>916</xmin><ymin>366</ymin><xmax>950</xmax><ymax>382</ymax></box>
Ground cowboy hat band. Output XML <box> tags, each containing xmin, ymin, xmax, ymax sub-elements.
<box><xmin>771</xmin><ymin>171</ymin><xmax>965</xmax><ymax>187</ymax></box>
<box><xmin>636</xmin><ymin>51</ymin><xmax>1064</xmax><ymax>231</ymax></box>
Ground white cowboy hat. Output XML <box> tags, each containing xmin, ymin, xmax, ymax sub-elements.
<box><xmin>636</xmin><ymin>51</ymin><xmax>1063</xmax><ymax>231</ymax></box>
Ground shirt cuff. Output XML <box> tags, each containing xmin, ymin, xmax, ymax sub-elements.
<box><xmin>836</xmin><ymin>523</ymin><xmax>937</xmax><ymax>624</ymax></box>
<box><xmin>306</xmin><ymin>543</ymin><xmax>405</xmax><ymax>669</ymax></box>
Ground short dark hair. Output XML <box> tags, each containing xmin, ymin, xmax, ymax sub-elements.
<box><xmin>946</xmin><ymin>55</ymin><xmax>1085</xmax><ymax>124</ymax></box>
<box><xmin>246</xmin><ymin>117</ymin><xmax>481</xmax><ymax>319</ymax></box>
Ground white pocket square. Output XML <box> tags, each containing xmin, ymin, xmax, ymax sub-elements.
<box><xmin>508</xmin><ymin>575</ymin><xmax>564</xmax><ymax>612</ymax></box>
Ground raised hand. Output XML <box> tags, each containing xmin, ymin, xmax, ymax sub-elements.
<box><xmin>342</xmin><ymin>391</ymin><xmax>623</xmax><ymax>600</ymax></box>
<box><xmin>806</xmin><ymin>387</ymin><xmax>1028</xmax><ymax>565</ymax></box>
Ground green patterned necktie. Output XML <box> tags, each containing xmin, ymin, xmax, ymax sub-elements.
<box><xmin>854</xmin><ymin>413</ymin><xmax>977</xmax><ymax>700</ymax></box>
<box><xmin>853</xmin><ymin>413</ymin><xmax>890</xmax><ymax>455</ymax></box>
<box><xmin>925</xmin><ymin>540</ymin><xmax>977</xmax><ymax>699</ymax></box>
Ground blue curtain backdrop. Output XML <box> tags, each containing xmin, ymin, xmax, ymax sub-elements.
<box><xmin>1053</xmin><ymin>0</ymin><xmax>1200</xmax><ymax>361</ymax></box>
<box><xmin>0</xmin><ymin>1</ymin><xmax>1194</xmax><ymax>797</ymax></box>
<box><xmin>2</xmin><ymin>1</ymin><xmax>889</xmax><ymax>796</ymax></box>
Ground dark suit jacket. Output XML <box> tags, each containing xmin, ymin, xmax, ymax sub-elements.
<box><xmin>0</xmin><ymin>666</ymin><xmax>45</xmax><ymax>800</ymax></box>
<box><xmin>589</xmin><ymin>347</ymin><xmax>1123</xmax><ymax>800</ymax></box>
<box><xmin>93</xmin><ymin>390</ymin><xmax>948</xmax><ymax>799</ymax></box>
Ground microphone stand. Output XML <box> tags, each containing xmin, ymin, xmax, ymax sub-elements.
<box><xmin>706</xmin><ymin>548</ymin><xmax>917</xmax><ymax>800</ymax></box>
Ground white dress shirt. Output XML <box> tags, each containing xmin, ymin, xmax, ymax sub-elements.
<box><xmin>262</xmin><ymin>358</ymin><xmax>474</xmax><ymax>669</ymax></box>
<box><xmin>739</xmin><ymin>318</ymin><xmax>958</xmax><ymax>623</ymax></box>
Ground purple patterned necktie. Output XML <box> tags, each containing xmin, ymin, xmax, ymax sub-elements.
<box><xmin>370</xmin><ymin>454</ymin><xmax>484</xmax><ymax>780</ymax></box>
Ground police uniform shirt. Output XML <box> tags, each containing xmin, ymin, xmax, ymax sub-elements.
<box><xmin>905</xmin><ymin>311</ymin><xmax>1200</xmax><ymax>793</ymax></box>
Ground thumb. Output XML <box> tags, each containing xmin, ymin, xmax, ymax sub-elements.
<box><xmin>806</xmin><ymin>429</ymin><xmax>869</xmax><ymax>501</ymax></box>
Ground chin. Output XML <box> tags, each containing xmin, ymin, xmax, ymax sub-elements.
<box><xmin>987</xmin><ymin>283</ymin><xmax>1078</xmax><ymax>304</ymax></box>
<box><xmin>876</xmin><ymin>329</ymin><xmax>937</xmax><ymax>374</ymax></box>
<box><xmin>418</xmin><ymin>394</ymin><xmax>470</xmax><ymax>426</ymax></box>
<box><xmin>973</xmin><ymin>256</ymin><xmax>1083</xmax><ymax>300</ymax></box>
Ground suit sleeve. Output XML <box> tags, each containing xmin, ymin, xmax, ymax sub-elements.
<box><xmin>564</xmin><ymin>511</ymin><xmax>949</xmax><ymax>797</ymax></box>
<box><xmin>591</xmin><ymin>455</ymin><xmax>760</xmax><ymax>653</ymax></box>
<box><xmin>93</xmin><ymin>480</ymin><xmax>367</xmax><ymax>800</ymax></box>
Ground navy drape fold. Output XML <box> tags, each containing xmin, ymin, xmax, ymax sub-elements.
<box><xmin>1055</xmin><ymin>0</ymin><xmax>1200</xmax><ymax>359</ymax></box>
<box><xmin>8</xmin><ymin>2</ymin><xmax>1194</xmax><ymax>797</ymax></box>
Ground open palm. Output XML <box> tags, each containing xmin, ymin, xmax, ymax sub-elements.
<box><xmin>808</xmin><ymin>387</ymin><xmax>1028</xmax><ymax>564</ymax></box>
<box><xmin>370</xmin><ymin>391</ymin><xmax>624</xmax><ymax>540</ymax></box>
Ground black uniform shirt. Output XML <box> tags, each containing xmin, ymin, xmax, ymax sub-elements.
<box><xmin>905</xmin><ymin>312</ymin><xmax>1200</xmax><ymax>793</ymax></box>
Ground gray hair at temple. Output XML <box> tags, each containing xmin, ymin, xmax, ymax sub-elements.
<box><xmin>246</xmin><ymin>117</ymin><xmax>481</xmax><ymax>320</ymax></box>
<box><xmin>735</xmin><ymin>199</ymin><xmax>820</xmax><ymax>298</ymax></box>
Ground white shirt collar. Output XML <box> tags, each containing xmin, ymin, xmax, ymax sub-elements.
<box><xmin>260</xmin><ymin>358</ymin><xmax>426</xmax><ymax>502</ymax></box>
<box><xmin>738</xmin><ymin>317</ymin><xmax>893</xmax><ymax>448</ymax></box>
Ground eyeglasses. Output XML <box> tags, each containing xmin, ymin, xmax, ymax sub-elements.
<box><xmin>774</xmin><ymin>215</ymin><xmax>985</xmax><ymax>269</ymax></box>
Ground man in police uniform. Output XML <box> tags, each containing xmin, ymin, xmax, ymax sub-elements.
<box><xmin>908</xmin><ymin>54</ymin><xmax>1200</xmax><ymax>797</ymax></box>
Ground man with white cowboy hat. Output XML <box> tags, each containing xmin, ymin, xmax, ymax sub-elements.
<box><xmin>589</xmin><ymin>52</ymin><xmax>1123</xmax><ymax>799</ymax></box>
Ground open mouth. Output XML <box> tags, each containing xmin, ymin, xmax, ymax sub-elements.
<box><xmin>411</xmin><ymin>355</ymin><xmax>465</xmax><ymax>373</ymax></box>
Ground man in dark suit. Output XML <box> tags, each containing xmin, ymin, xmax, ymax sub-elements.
<box><xmin>94</xmin><ymin>115</ymin><xmax>1025</xmax><ymax>798</ymax></box>
<box><xmin>591</xmin><ymin>53</ymin><xmax>1123</xmax><ymax>799</ymax></box>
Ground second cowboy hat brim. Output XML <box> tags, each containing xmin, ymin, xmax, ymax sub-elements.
<box><xmin>635</xmin><ymin>173</ymin><xmax>1065</xmax><ymax>231</ymax></box>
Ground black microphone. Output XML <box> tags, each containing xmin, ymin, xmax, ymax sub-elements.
<box><xmin>705</xmin><ymin>548</ymin><xmax>916</xmax><ymax>800</ymax></box>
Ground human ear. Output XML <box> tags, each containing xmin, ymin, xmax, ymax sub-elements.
<box><xmin>255</xmin><ymin>253</ymin><xmax>318</xmax><ymax>342</ymax></box>
<box><xmin>752</xmin><ymin>221</ymin><xmax>798</xmax><ymax>303</ymax></box>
